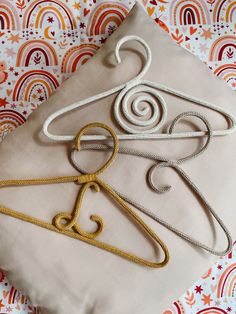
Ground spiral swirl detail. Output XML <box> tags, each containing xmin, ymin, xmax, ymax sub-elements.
<box><xmin>113</xmin><ymin>82</ymin><xmax>168</xmax><ymax>134</ymax></box>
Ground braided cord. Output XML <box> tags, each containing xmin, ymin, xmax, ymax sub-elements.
<box><xmin>0</xmin><ymin>122</ymin><xmax>170</xmax><ymax>268</ymax></box>
<box><xmin>71</xmin><ymin>112</ymin><xmax>232</xmax><ymax>256</ymax></box>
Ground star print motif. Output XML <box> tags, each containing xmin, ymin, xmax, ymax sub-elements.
<box><xmin>201</xmin><ymin>27</ymin><xmax>214</xmax><ymax>40</ymax></box>
<box><xmin>217</xmin><ymin>264</ymin><xmax>223</xmax><ymax>270</ymax></box>
<box><xmin>201</xmin><ymin>294</ymin><xmax>213</xmax><ymax>306</ymax></box>
<box><xmin>8</xmin><ymin>33</ymin><xmax>22</xmax><ymax>44</ymax></box>
<box><xmin>47</xmin><ymin>16</ymin><xmax>54</xmax><ymax>23</ymax></box>
<box><xmin>159</xmin><ymin>5</ymin><xmax>165</xmax><ymax>12</ymax></box>
<box><xmin>195</xmin><ymin>285</ymin><xmax>203</xmax><ymax>294</ymax></box>
<box><xmin>0</xmin><ymin>97</ymin><xmax>9</xmax><ymax>108</ymax></box>
<box><xmin>199</xmin><ymin>43</ymin><xmax>208</xmax><ymax>53</ymax></box>
<box><xmin>79</xmin><ymin>22</ymin><xmax>86</xmax><ymax>29</ymax></box>
<box><xmin>73</xmin><ymin>2</ymin><xmax>81</xmax><ymax>10</ymax></box>
<box><xmin>108</xmin><ymin>25</ymin><xmax>116</xmax><ymax>35</ymax></box>
<box><xmin>99</xmin><ymin>37</ymin><xmax>107</xmax><ymax>44</ymax></box>
<box><xmin>6</xmin><ymin>48</ymin><xmax>16</xmax><ymax>58</ymax></box>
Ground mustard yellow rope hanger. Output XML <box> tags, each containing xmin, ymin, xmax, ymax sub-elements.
<box><xmin>0</xmin><ymin>122</ymin><xmax>169</xmax><ymax>268</ymax></box>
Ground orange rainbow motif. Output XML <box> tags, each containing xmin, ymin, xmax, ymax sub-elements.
<box><xmin>196</xmin><ymin>308</ymin><xmax>228</xmax><ymax>314</ymax></box>
<box><xmin>217</xmin><ymin>263</ymin><xmax>236</xmax><ymax>298</ymax></box>
<box><xmin>0</xmin><ymin>0</ymin><xmax>20</xmax><ymax>30</ymax></box>
<box><xmin>12</xmin><ymin>70</ymin><xmax>59</xmax><ymax>102</ymax></box>
<box><xmin>22</xmin><ymin>0</ymin><xmax>77</xmax><ymax>30</ymax></box>
<box><xmin>225</xmin><ymin>1</ymin><xmax>236</xmax><ymax>22</ymax></box>
<box><xmin>7</xmin><ymin>287</ymin><xmax>28</xmax><ymax>305</ymax></box>
<box><xmin>214</xmin><ymin>64</ymin><xmax>236</xmax><ymax>84</ymax></box>
<box><xmin>87</xmin><ymin>2</ymin><xmax>129</xmax><ymax>36</ymax></box>
<box><xmin>16</xmin><ymin>40</ymin><xmax>58</xmax><ymax>67</ymax></box>
<box><xmin>0</xmin><ymin>110</ymin><xmax>26</xmax><ymax>128</ymax></box>
<box><xmin>213</xmin><ymin>0</ymin><xmax>236</xmax><ymax>23</ymax></box>
<box><xmin>61</xmin><ymin>44</ymin><xmax>99</xmax><ymax>73</ymax></box>
<box><xmin>169</xmin><ymin>0</ymin><xmax>210</xmax><ymax>25</ymax></box>
<box><xmin>209</xmin><ymin>36</ymin><xmax>236</xmax><ymax>61</ymax></box>
<box><xmin>173</xmin><ymin>300</ymin><xmax>185</xmax><ymax>313</ymax></box>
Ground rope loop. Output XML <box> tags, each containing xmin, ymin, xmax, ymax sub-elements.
<box><xmin>75</xmin><ymin>122</ymin><xmax>119</xmax><ymax>176</ymax></box>
<box><xmin>147</xmin><ymin>111</ymin><xmax>213</xmax><ymax>194</ymax></box>
<box><xmin>72</xmin><ymin>116</ymin><xmax>232</xmax><ymax>257</ymax></box>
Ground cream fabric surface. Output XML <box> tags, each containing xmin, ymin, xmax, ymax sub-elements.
<box><xmin>0</xmin><ymin>4</ymin><xmax>236</xmax><ymax>313</ymax></box>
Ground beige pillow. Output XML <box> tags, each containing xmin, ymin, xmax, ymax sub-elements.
<box><xmin>0</xmin><ymin>3</ymin><xmax>236</xmax><ymax>313</ymax></box>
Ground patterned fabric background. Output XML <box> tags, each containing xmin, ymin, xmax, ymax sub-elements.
<box><xmin>0</xmin><ymin>0</ymin><xmax>235</xmax><ymax>313</ymax></box>
<box><xmin>165</xmin><ymin>242</ymin><xmax>236</xmax><ymax>314</ymax></box>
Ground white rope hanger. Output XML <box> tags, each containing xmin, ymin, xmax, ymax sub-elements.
<box><xmin>43</xmin><ymin>35</ymin><xmax>236</xmax><ymax>142</ymax></box>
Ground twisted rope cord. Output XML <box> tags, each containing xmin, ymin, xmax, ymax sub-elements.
<box><xmin>0</xmin><ymin>123</ymin><xmax>170</xmax><ymax>268</ymax></box>
<box><xmin>43</xmin><ymin>35</ymin><xmax>236</xmax><ymax>142</ymax></box>
<box><xmin>71</xmin><ymin>112</ymin><xmax>232</xmax><ymax>256</ymax></box>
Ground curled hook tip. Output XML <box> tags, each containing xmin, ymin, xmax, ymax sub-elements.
<box><xmin>115</xmin><ymin>56</ymin><xmax>121</xmax><ymax>65</ymax></box>
<box><xmin>115</xmin><ymin>50</ymin><xmax>122</xmax><ymax>65</ymax></box>
<box><xmin>93</xmin><ymin>184</ymin><xmax>100</xmax><ymax>193</ymax></box>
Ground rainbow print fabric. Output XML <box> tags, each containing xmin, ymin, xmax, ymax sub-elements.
<box><xmin>164</xmin><ymin>242</ymin><xmax>236</xmax><ymax>314</ymax></box>
<box><xmin>0</xmin><ymin>0</ymin><xmax>236</xmax><ymax>313</ymax></box>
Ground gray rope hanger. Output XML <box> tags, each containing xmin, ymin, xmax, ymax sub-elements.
<box><xmin>71</xmin><ymin>111</ymin><xmax>232</xmax><ymax>257</ymax></box>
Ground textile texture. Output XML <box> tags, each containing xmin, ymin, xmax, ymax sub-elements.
<box><xmin>0</xmin><ymin>0</ymin><xmax>235</xmax><ymax>313</ymax></box>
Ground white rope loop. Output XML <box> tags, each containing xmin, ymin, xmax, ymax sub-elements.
<box><xmin>114</xmin><ymin>35</ymin><xmax>152</xmax><ymax>82</ymax></box>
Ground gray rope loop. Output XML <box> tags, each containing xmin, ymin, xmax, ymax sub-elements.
<box><xmin>70</xmin><ymin>111</ymin><xmax>232</xmax><ymax>257</ymax></box>
<box><xmin>148</xmin><ymin>111</ymin><xmax>213</xmax><ymax>194</ymax></box>
<box><xmin>147</xmin><ymin>162</ymin><xmax>174</xmax><ymax>194</ymax></box>
<box><xmin>169</xmin><ymin>111</ymin><xmax>213</xmax><ymax>164</ymax></box>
